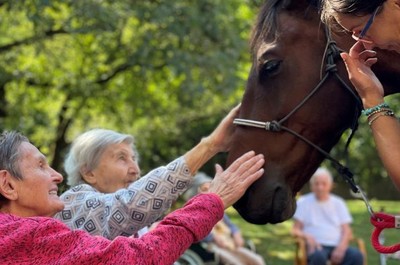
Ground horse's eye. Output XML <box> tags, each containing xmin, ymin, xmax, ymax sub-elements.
<box><xmin>259</xmin><ymin>59</ymin><xmax>282</xmax><ymax>80</ymax></box>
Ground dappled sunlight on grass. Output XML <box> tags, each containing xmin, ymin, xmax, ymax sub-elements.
<box><xmin>227</xmin><ymin>207</ymin><xmax>296</xmax><ymax>264</ymax></box>
<box><xmin>224</xmin><ymin>200</ymin><xmax>400</xmax><ymax>265</ymax></box>
<box><xmin>269</xmin><ymin>249</ymin><xmax>295</xmax><ymax>260</ymax></box>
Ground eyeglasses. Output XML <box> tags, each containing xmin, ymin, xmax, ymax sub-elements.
<box><xmin>352</xmin><ymin>5</ymin><xmax>382</xmax><ymax>43</ymax></box>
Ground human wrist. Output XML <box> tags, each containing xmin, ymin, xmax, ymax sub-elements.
<box><xmin>367</xmin><ymin>110</ymin><xmax>395</xmax><ymax>126</ymax></box>
<box><xmin>361</xmin><ymin>97</ymin><xmax>384</xmax><ymax>109</ymax></box>
<box><xmin>200</xmin><ymin>136</ymin><xmax>220</xmax><ymax>155</ymax></box>
<box><xmin>362</xmin><ymin>102</ymin><xmax>390</xmax><ymax>116</ymax></box>
<box><xmin>203</xmin><ymin>192</ymin><xmax>225</xmax><ymax>210</ymax></box>
<box><xmin>335</xmin><ymin>243</ymin><xmax>347</xmax><ymax>252</ymax></box>
<box><xmin>362</xmin><ymin>102</ymin><xmax>395</xmax><ymax>126</ymax></box>
<box><xmin>184</xmin><ymin>138</ymin><xmax>219</xmax><ymax>175</ymax></box>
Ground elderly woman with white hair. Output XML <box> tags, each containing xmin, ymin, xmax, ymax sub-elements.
<box><xmin>54</xmin><ymin>105</ymin><xmax>241</xmax><ymax>240</ymax></box>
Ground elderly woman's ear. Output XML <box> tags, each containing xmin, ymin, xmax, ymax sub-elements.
<box><xmin>80</xmin><ymin>166</ymin><xmax>97</xmax><ymax>185</ymax></box>
<box><xmin>0</xmin><ymin>170</ymin><xmax>18</xmax><ymax>201</ymax></box>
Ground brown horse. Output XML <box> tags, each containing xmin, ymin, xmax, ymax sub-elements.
<box><xmin>226</xmin><ymin>0</ymin><xmax>400</xmax><ymax>225</ymax></box>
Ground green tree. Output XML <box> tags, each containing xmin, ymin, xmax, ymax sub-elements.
<box><xmin>0</xmin><ymin>0</ymin><xmax>260</xmax><ymax>190</ymax></box>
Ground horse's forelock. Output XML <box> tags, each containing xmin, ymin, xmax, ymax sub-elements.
<box><xmin>250</xmin><ymin>0</ymin><xmax>293</xmax><ymax>56</ymax></box>
<box><xmin>250</xmin><ymin>0</ymin><xmax>318</xmax><ymax>57</ymax></box>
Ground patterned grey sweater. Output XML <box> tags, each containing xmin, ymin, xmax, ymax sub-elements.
<box><xmin>54</xmin><ymin>156</ymin><xmax>192</xmax><ymax>240</ymax></box>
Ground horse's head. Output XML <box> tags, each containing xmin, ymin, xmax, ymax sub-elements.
<box><xmin>227</xmin><ymin>0</ymin><xmax>361</xmax><ymax>224</ymax></box>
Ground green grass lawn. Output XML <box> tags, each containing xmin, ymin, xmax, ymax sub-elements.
<box><xmin>227</xmin><ymin>200</ymin><xmax>400</xmax><ymax>265</ymax></box>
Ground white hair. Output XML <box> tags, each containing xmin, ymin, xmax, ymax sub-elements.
<box><xmin>64</xmin><ymin>129</ymin><xmax>136</xmax><ymax>187</ymax></box>
<box><xmin>310</xmin><ymin>167</ymin><xmax>333</xmax><ymax>184</ymax></box>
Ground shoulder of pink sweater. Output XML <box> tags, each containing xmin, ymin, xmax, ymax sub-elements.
<box><xmin>0</xmin><ymin>213</ymin><xmax>80</xmax><ymax>233</ymax></box>
<box><xmin>0</xmin><ymin>212</ymin><xmax>53</xmax><ymax>223</ymax></box>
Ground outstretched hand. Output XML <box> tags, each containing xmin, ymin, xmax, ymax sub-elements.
<box><xmin>206</xmin><ymin>104</ymin><xmax>241</xmax><ymax>153</ymax></box>
<box><xmin>207</xmin><ymin>150</ymin><xmax>264</xmax><ymax>209</ymax></box>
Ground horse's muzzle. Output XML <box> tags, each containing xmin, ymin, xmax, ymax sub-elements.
<box><xmin>233</xmin><ymin>180</ymin><xmax>296</xmax><ymax>224</ymax></box>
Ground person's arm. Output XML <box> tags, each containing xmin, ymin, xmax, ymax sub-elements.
<box><xmin>369</xmin><ymin>117</ymin><xmax>400</xmax><ymax>190</ymax></box>
<box><xmin>55</xmin><ymin>156</ymin><xmax>192</xmax><ymax>240</ymax></box>
<box><xmin>291</xmin><ymin>219</ymin><xmax>321</xmax><ymax>254</ymax></box>
<box><xmin>184</xmin><ymin>104</ymin><xmax>240</xmax><ymax>174</ymax></box>
<box><xmin>330</xmin><ymin>197</ymin><xmax>354</xmax><ymax>263</ymax></box>
<box><xmin>222</xmin><ymin>214</ymin><xmax>244</xmax><ymax>248</ymax></box>
<box><xmin>223</xmin><ymin>214</ymin><xmax>239</xmax><ymax>234</ymax></box>
<box><xmin>136</xmin><ymin>193</ymin><xmax>225</xmax><ymax>264</ymax></box>
<box><xmin>24</xmin><ymin>193</ymin><xmax>224</xmax><ymax>265</ymax></box>
<box><xmin>291</xmin><ymin>219</ymin><xmax>306</xmax><ymax>239</ymax></box>
<box><xmin>330</xmin><ymin>223</ymin><xmax>353</xmax><ymax>264</ymax></box>
<box><xmin>341</xmin><ymin>42</ymin><xmax>400</xmax><ymax>190</ymax></box>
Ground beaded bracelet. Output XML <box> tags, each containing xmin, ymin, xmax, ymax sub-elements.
<box><xmin>362</xmin><ymin>102</ymin><xmax>390</xmax><ymax>116</ymax></box>
<box><xmin>368</xmin><ymin>110</ymin><xmax>395</xmax><ymax>126</ymax></box>
<box><xmin>366</xmin><ymin>107</ymin><xmax>392</xmax><ymax>119</ymax></box>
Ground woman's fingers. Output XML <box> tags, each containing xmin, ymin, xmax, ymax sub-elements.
<box><xmin>348</xmin><ymin>41</ymin><xmax>365</xmax><ymax>58</ymax></box>
<box><xmin>208</xmin><ymin>151</ymin><xmax>265</xmax><ymax>208</ymax></box>
<box><xmin>358</xmin><ymin>49</ymin><xmax>377</xmax><ymax>61</ymax></box>
<box><xmin>341</xmin><ymin>43</ymin><xmax>384</xmax><ymax>107</ymax></box>
<box><xmin>365</xmin><ymin>57</ymin><xmax>378</xmax><ymax>67</ymax></box>
<box><xmin>223</xmin><ymin>150</ymin><xmax>256</xmax><ymax>173</ymax></box>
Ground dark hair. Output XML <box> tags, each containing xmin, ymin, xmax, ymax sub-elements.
<box><xmin>320</xmin><ymin>0</ymin><xmax>386</xmax><ymax>27</ymax></box>
<box><xmin>0</xmin><ymin>131</ymin><xmax>29</xmax><ymax>180</ymax></box>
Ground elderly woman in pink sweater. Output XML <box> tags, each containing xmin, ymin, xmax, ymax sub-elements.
<box><xmin>0</xmin><ymin>130</ymin><xmax>264</xmax><ymax>265</ymax></box>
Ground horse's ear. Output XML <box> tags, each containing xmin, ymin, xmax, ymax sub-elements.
<box><xmin>283</xmin><ymin>0</ymin><xmax>320</xmax><ymax>10</ymax></box>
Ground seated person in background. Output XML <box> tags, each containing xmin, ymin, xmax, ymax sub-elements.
<box><xmin>291</xmin><ymin>167</ymin><xmax>363</xmax><ymax>265</ymax></box>
<box><xmin>184</xmin><ymin>172</ymin><xmax>266</xmax><ymax>265</ymax></box>
<box><xmin>0</xmin><ymin>131</ymin><xmax>265</xmax><ymax>264</ymax></box>
<box><xmin>55</xmin><ymin>105</ymin><xmax>240</xmax><ymax>239</ymax></box>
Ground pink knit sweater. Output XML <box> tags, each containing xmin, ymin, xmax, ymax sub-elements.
<box><xmin>0</xmin><ymin>193</ymin><xmax>224</xmax><ymax>265</ymax></box>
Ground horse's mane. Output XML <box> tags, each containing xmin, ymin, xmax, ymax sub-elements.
<box><xmin>250</xmin><ymin>0</ymin><xmax>320</xmax><ymax>57</ymax></box>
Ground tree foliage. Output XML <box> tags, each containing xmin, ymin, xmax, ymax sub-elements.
<box><xmin>0</xmin><ymin>0</ymin><xmax>259</xmax><ymax>188</ymax></box>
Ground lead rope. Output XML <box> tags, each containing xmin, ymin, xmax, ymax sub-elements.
<box><xmin>370</xmin><ymin>213</ymin><xmax>400</xmax><ymax>253</ymax></box>
<box><xmin>325</xmin><ymin>162</ymin><xmax>400</xmax><ymax>255</ymax></box>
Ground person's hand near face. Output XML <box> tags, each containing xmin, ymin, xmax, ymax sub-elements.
<box><xmin>340</xmin><ymin>41</ymin><xmax>384</xmax><ymax>108</ymax></box>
